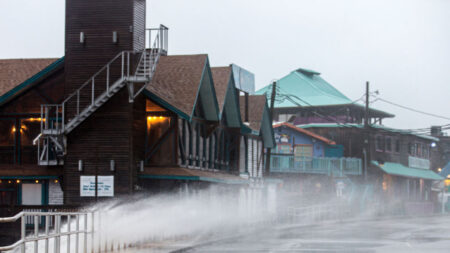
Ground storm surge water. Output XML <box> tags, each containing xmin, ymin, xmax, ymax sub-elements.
<box><xmin>93</xmin><ymin>185</ymin><xmax>275</xmax><ymax>249</ymax></box>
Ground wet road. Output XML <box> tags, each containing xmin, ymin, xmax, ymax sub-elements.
<box><xmin>184</xmin><ymin>215</ymin><xmax>450</xmax><ymax>252</ymax></box>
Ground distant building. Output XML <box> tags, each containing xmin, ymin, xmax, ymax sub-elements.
<box><xmin>270</xmin><ymin>122</ymin><xmax>362</xmax><ymax>198</ymax></box>
<box><xmin>257</xmin><ymin>68</ymin><xmax>443</xmax><ymax>214</ymax></box>
<box><xmin>256</xmin><ymin>68</ymin><xmax>394</xmax><ymax>124</ymax></box>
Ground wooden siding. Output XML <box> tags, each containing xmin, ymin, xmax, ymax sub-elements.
<box><xmin>63</xmin><ymin>0</ymin><xmax>146</xmax><ymax>204</ymax></box>
<box><xmin>0</xmin><ymin>68</ymin><xmax>64</xmax><ymax>165</ymax></box>
<box><xmin>63</xmin><ymin>89</ymin><xmax>134</xmax><ymax>204</ymax></box>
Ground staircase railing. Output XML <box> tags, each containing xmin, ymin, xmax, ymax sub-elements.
<box><xmin>36</xmin><ymin>25</ymin><xmax>168</xmax><ymax>165</ymax></box>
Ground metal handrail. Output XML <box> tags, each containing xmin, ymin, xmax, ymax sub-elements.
<box><xmin>37</xmin><ymin>25</ymin><xmax>168</xmax><ymax>166</ymax></box>
<box><xmin>0</xmin><ymin>211</ymin><xmax>96</xmax><ymax>253</ymax></box>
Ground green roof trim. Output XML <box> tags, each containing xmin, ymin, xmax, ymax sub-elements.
<box><xmin>0</xmin><ymin>57</ymin><xmax>64</xmax><ymax>106</ymax></box>
<box><xmin>0</xmin><ymin>175</ymin><xmax>59</xmax><ymax>180</ymax></box>
<box><xmin>371</xmin><ymin>161</ymin><xmax>444</xmax><ymax>180</ymax></box>
<box><xmin>143</xmin><ymin>89</ymin><xmax>190</xmax><ymax>120</ymax></box>
<box><xmin>221</xmin><ymin>69</ymin><xmax>243</xmax><ymax>128</ymax></box>
<box><xmin>298</xmin><ymin>123</ymin><xmax>439</xmax><ymax>141</ymax></box>
<box><xmin>191</xmin><ymin>57</ymin><xmax>220</xmax><ymax>122</ymax></box>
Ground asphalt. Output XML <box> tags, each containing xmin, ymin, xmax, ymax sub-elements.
<box><xmin>173</xmin><ymin>215</ymin><xmax>450</xmax><ymax>253</ymax></box>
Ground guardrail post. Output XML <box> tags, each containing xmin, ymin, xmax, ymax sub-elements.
<box><xmin>76</xmin><ymin>215</ymin><xmax>80</xmax><ymax>253</ymax></box>
<box><xmin>34</xmin><ymin>215</ymin><xmax>39</xmax><ymax>253</ymax></box>
<box><xmin>55</xmin><ymin>215</ymin><xmax>61</xmax><ymax>253</ymax></box>
<box><xmin>68</xmin><ymin>215</ymin><xmax>71</xmax><ymax>253</ymax></box>
<box><xmin>83</xmin><ymin>213</ymin><xmax>88</xmax><ymax>253</ymax></box>
<box><xmin>45</xmin><ymin>215</ymin><xmax>50</xmax><ymax>253</ymax></box>
<box><xmin>91</xmin><ymin>212</ymin><xmax>95</xmax><ymax>253</ymax></box>
<box><xmin>21</xmin><ymin>215</ymin><xmax>25</xmax><ymax>253</ymax></box>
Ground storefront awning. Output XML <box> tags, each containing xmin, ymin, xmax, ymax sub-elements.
<box><xmin>139</xmin><ymin>167</ymin><xmax>249</xmax><ymax>185</ymax></box>
<box><xmin>371</xmin><ymin>161</ymin><xmax>444</xmax><ymax>181</ymax></box>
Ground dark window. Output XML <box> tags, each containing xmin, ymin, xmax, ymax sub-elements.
<box><xmin>395</xmin><ymin>139</ymin><xmax>400</xmax><ymax>153</ymax></box>
<box><xmin>385</xmin><ymin>137</ymin><xmax>392</xmax><ymax>152</ymax></box>
<box><xmin>408</xmin><ymin>143</ymin><xmax>416</xmax><ymax>156</ymax></box>
<box><xmin>0</xmin><ymin>119</ymin><xmax>16</xmax><ymax>164</ymax></box>
<box><xmin>376</xmin><ymin>135</ymin><xmax>384</xmax><ymax>151</ymax></box>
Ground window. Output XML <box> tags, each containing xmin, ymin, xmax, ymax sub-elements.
<box><xmin>294</xmin><ymin>144</ymin><xmax>313</xmax><ymax>161</ymax></box>
<box><xmin>395</xmin><ymin>139</ymin><xmax>400</xmax><ymax>153</ymax></box>
<box><xmin>376</xmin><ymin>135</ymin><xmax>384</xmax><ymax>151</ymax></box>
<box><xmin>385</xmin><ymin>137</ymin><xmax>392</xmax><ymax>152</ymax></box>
<box><xmin>276</xmin><ymin>143</ymin><xmax>291</xmax><ymax>154</ymax></box>
<box><xmin>408</xmin><ymin>143</ymin><xmax>414</xmax><ymax>155</ymax></box>
<box><xmin>423</xmin><ymin>146</ymin><xmax>429</xmax><ymax>159</ymax></box>
<box><xmin>416</xmin><ymin>143</ymin><xmax>421</xmax><ymax>157</ymax></box>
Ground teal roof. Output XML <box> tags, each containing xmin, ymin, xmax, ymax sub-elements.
<box><xmin>298</xmin><ymin>123</ymin><xmax>439</xmax><ymax>142</ymax></box>
<box><xmin>255</xmin><ymin>68</ymin><xmax>352</xmax><ymax>107</ymax></box>
<box><xmin>372</xmin><ymin>161</ymin><xmax>444</xmax><ymax>180</ymax></box>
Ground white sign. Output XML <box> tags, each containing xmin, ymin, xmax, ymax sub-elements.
<box><xmin>97</xmin><ymin>176</ymin><xmax>114</xmax><ymax>197</ymax></box>
<box><xmin>80</xmin><ymin>176</ymin><xmax>96</xmax><ymax>197</ymax></box>
<box><xmin>80</xmin><ymin>175</ymin><xmax>114</xmax><ymax>197</ymax></box>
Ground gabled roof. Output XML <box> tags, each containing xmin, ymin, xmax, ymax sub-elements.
<box><xmin>211</xmin><ymin>66</ymin><xmax>231</xmax><ymax>112</ymax></box>
<box><xmin>0</xmin><ymin>58</ymin><xmax>63</xmax><ymax>105</ymax></box>
<box><xmin>211</xmin><ymin>66</ymin><xmax>242</xmax><ymax>128</ymax></box>
<box><xmin>273</xmin><ymin>122</ymin><xmax>336</xmax><ymax>145</ymax></box>
<box><xmin>239</xmin><ymin>95</ymin><xmax>275</xmax><ymax>148</ymax></box>
<box><xmin>239</xmin><ymin>95</ymin><xmax>267</xmax><ymax>132</ymax></box>
<box><xmin>255</xmin><ymin>68</ymin><xmax>393</xmax><ymax>118</ymax></box>
<box><xmin>146</xmin><ymin>54</ymin><xmax>219</xmax><ymax>121</ymax></box>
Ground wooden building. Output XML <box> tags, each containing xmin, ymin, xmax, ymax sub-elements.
<box><xmin>257</xmin><ymin>67</ymin><xmax>443</xmax><ymax>213</ymax></box>
<box><xmin>0</xmin><ymin>0</ymin><xmax>274</xmax><ymax>213</ymax></box>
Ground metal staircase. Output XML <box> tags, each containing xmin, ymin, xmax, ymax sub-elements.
<box><xmin>35</xmin><ymin>25</ymin><xmax>168</xmax><ymax>166</ymax></box>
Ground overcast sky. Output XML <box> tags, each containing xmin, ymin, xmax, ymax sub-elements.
<box><xmin>1</xmin><ymin>0</ymin><xmax>449</xmax><ymax>132</ymax></box>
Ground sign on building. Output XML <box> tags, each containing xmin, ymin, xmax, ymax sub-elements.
<box><xmin>80</xmin><ymin>176</ymin><xmax>96</xmax><ymax>197</ymax></box>
<box><xmin>80</xmin><ymin>175</ymin><xmax>114</xmax><ymax>197</ymax></box>
<box><xmin>97</xmin><ymin>176</ymin><xmax>114</xmax><ymax>197</ymax></box>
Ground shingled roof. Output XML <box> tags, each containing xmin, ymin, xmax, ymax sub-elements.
<box><xmin>146</xmin><ymin>54</ymin><xmax>219</xmax><ymax>120</ymax></box>
<box><xmin>0</xmin><ymin>58</ymin><xmax>59</xmax><ymax>98</ymax></box>
<box><xmin>239</xmin><ymin>95</ymin><xmax>267</xmax><ymax>132</ymax></box>
<box><xmin>211</xmin><ymin>66</ymin><xmax>232</xmax><ymax>112</ymax></box>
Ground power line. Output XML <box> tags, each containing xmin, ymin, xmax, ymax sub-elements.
<box><xmin>374</xmin><ymin>98</ymin><xmax>450</xmax><ymax>121</ymax></box>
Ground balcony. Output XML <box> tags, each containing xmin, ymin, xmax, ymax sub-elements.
<box><xmin>270</xmin><ymin>154</ymin><xmax>362</xmax><ymax>176</ymax></box>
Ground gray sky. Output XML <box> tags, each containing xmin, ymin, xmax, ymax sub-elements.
<box><xmin>1</xmin><ymin>0</ymin><xmax>449</xmax><ymax>132</ymax></box>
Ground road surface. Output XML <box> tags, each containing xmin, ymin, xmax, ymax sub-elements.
<box><xmin>180</xmin><ymin>215</ymin><xmax>450</xmax><ymax>252</ymax></box>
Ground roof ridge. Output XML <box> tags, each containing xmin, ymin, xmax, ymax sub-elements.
<box><xmin>293</xmin><ymin>71</ymin><xmax>350</xmax><ymax>103</ymax></box>
<box><xmin>0</xmin><ymin>57</ymin><xmax>60</xmax><ymax>61</ymax></box>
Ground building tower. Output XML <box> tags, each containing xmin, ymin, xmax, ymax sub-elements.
<box><xmin>63</xmin><ymin>0</ymin><xmax>147</xmax><ymax>204</ymax></box>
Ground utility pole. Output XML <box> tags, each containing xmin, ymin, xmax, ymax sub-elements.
<box><xmin>363</xmin><ymin>81</ymin><xmax>370</xmax><ymax>182</ymax></box>
<box><xmin>364</xmin><ymin>81</ymin><xmax>369</xmax><ymax>128</ymax></box>
<box><xmin>265</xmin><ymin>81</ymin><xmax>277</xmax><ymax>176</ymax></box>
